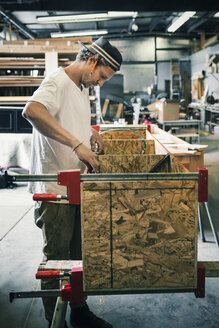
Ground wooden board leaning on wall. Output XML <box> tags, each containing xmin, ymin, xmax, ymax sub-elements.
<box><xmin>81</xmin><ymin>179</ymin><xmax>198</xmax><ymax>292</ymax></box>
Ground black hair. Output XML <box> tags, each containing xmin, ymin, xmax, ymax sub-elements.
<box><xmin>76</xmin><ymin>48</ymin><xmax>110</xmax><ymax>68</ymax></box>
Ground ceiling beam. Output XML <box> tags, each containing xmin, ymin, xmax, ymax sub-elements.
<box><xmin>149</xmin><ymin>16</ymin><xmax>161</xmax><ymax>32</ymax></box>
<box><xmin>0</xmin><ymin>9</ymin><xmax>35</xmax><ymax>39</ymax></box>
<box><xmin>187</xmin><ymin>12</ymin><xmax>216</xmax><ymax>33</ymax></box>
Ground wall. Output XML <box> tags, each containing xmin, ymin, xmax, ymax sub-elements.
<box><xmin>112</xmin><ymin>38</ymin><xmax>155</xmax><ymax>92</ymax></box>
<box><xmin>190</xmin><ymin>43</ymin><xmax>219</xmax><ymax>98</ymax></box>
<box><xmin>112</xmin><ymin>37</ymin><xmax>191</xmax><ymax>95</ymax></box>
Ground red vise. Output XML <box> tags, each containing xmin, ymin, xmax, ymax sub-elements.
<box><xmin>61</xmin><ymin>267</ymin><xmax>83</xmax><ymax>302</ymax></box>
<box><xmin>57</xmin><ymin>170</ymin><xmax>81</xmax><ymax>205</ymax></box>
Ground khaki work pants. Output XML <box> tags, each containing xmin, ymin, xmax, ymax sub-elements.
<box><xmin>34</xmin><ymin>201</ymin><xmax>85</xmax><ymax>322</ymax></box>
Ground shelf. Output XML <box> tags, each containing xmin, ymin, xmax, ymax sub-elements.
<box><xmin>0</xmin><ymin>37</ymin><xmax>92</xmax><ymax>55</ymax></box>
<box><xmin>0</xmin><ymin>96</ymin><xmax>30</xmax><ymax>105</ymax></box>
<box><xmin>0</xmin><ymin>57</ymin><xmax>72</xmax><ymax>69</ymax></box>
<box><xmin>0</xmin><ymin>76</ymin><xmax>44</xmax><ymax>87</ymax></box>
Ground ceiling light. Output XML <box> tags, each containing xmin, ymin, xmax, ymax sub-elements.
<box><xmin>108</xmin><ymin>12</ymin><xmax>137</xmax><ymax>18</ymax></box>
<box><xmin>50</xmin><ymin>30</ymin><xmax>108</xmax><ymax>38</ymax></box>
<box><xmin>131</xmin><ymin>23</ymin><xmax>138</xmax><ymax>32</ymax></box>
<box><xmin>37</xmin><ymin>12</ymin><xmax>138</xmax><ymax>24</ymax></box>
<box><xmin>167</xmin><ymin>11</ymin><xmax>196</xmax><ymax>33</ymax></box>
<box><xmin>214</xmin><ymin>12</ymin><xmax>219</xmax><ymax>17</ymax></box>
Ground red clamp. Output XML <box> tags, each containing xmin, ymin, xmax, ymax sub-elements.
<box><xmin>194</xmin><ymin>263</ymin><xmax>205</xmax><ymax>298</ymax></box>
<box><xmin>36</xmin><ymin>271</ymin><xmax>62</xmax><ymax>279</ymax></box>
<box><xmin>57</xmin><ymin>170</ymin><xmax>81</xmax><ymax>204</ymax></box>
<box><xmin>33</xmin><ymin>194</ymin><xmax>58</xmax><ymax>202</ymax></box>
<box><xmin>35</xmin><ymin>266</ymin><xmax>84</xmax><ymax>303</ymax></box>
<box><xmin>92</xmin><ymin>125</ymin><xmax>100</xmax><ymax>132</ymax></box>
<box><xmin>61</xmin><ymin>267</ymin><xmax>83</xmax><ymax>302</ymax></box>
<box><xmin>146</xmin><ymin>123</ymin><xmax>151</xmax><ymax>133</ymax></box>
<box><xmin>197</xmin><ymin>168</ymin><xmax>208</xmax><ymax>202</ymax></box>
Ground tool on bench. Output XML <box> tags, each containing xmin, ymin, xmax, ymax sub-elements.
<box><xmin>10</xmin><ymin>266</ymin><xmax>83</xmax><ymax>303</ymax></box>
<box><xmin>10</xmin><ymin>266</ymin><xmax>83</xmax><ymax>328</ymax></box>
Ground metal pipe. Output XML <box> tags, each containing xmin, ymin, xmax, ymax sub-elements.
<box><xmin>198</xmin><ymin>203</ymin><xmax>205</xmax><ymax>242</ymax></box>
<box><xmin>204</xmin><ymin>202</ymin><xmax>219</xmax><ymax>248</ymax></box>
<box><xmin>0</xmin><ymin>10</ymin><xmax>35</xmax><ymax>39</ymax></box>
<box><xmin>10</xmin><ymin>172</ymin><xmax>199</xmax><ymax>183</ymax></box>
<box><xmin>51</xmin><ymin>297</ymin><xmax>68</xmax><ymax>328</ymax></box>
<box><xmin>9</xmin><ymin>290</ymin><xmax>60</xmax><ymax>302</ymax></box>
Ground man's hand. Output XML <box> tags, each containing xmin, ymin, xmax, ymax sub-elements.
<box><xmin>90</xmin><ymin>129</ymin><xmax>104</xmax><ymax>155</ymax></box>
<box><xmin>74</xmin><ymin>143</ymin><xmax>100</xmax><ymax>173</ymax></box>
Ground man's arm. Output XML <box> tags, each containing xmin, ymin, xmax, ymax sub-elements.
<box><xmin>22</xmin><ymin>101</ymin><xmax>100</xmax><ymax>172</ymax></box>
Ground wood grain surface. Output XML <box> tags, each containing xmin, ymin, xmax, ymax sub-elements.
<box><xmin>81</xmin><ymin>179</ymin><xmax>198</xmax><ymax>292</ymax></box>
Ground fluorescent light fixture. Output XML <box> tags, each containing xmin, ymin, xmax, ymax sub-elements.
<box><xmin>214</xmin><ymin>12</ymin><xmax>219</xmax><ymax>17</ymax></box>
<box><xmin>51</xmin><ymin>30</ymin><xmax>108</xmax><ymax>38</ymax></box>
<box><xmin>108</xmin><ymin>11</ymin><xmax>138</xmax><ymax>18</ymax></box>
<box><xmin>167</xmin><ymin>11</ymin><xmax>196</xmax><ymax>33</ymax></box>
<box><xmin>37</xmin><ymin>11</ymin><xmax>137</xmax><ymax>24</ymax></box>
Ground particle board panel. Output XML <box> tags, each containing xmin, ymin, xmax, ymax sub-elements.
<box><xmin>98</xmin><ymin>154</ymin><xmax>170</xmax><ymax>173</ymax></box>
<box><xmin>101</xmin><ymin>129</ymin><xmax>146</xmax><ymax>140</ymax></box>
<box><xmin>103</xmin><ymin>139</ymin><xmax>155</xmax><ymax>155</ymax></box>
<box><xmin>81</xmin><ymin>185</ymin><xmax>111</xmax><ymax>289</ymax></box>
<box><xmin>81</xmin><ymin>179</ymin><xmax>198</xmax><ymax>292</ymax></box>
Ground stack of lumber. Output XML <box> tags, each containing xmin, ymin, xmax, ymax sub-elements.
<box><xmin>0</xmin><ymin>76</ymin><xmax>43</xmax><ymax>86</ymax></box>
<box><xmin>0</xmin><ymin>37</ymin><xmax>92</xmax><ymax>54</ymax></box>
<box><xmin>0</xmin><ymin>57</ymin><xmax>72</xmax><ymax>68</ymax></box>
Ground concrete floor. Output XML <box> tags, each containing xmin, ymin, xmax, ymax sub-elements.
<box><xmin>0</xmin><ymin>134</ymin><xmax>219</xmax><ymax>328</ymax></box>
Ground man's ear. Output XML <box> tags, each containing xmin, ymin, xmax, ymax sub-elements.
<box><xmin>87</xmin><ymin>55</ymin><xmax>96</xmax><ymax>65</ymax></box>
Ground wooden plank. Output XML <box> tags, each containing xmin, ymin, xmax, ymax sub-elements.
<box><xmin>103</xmin><ymin>139</ymin><xmax>155</xmax><ymax>155</ymax></box>
<box><xmin>38</xmin><ymin>260</ymin><xmax>82</xmax><ymax>271</ymax></box>
<box><xmin>81</xmin><ymin>179</ymin><xmax>198</xmax><ymax>291</ymax></box>
<box><xmin>0</xmin><ymin>37</ymin><xmax>92</xmax><ymax>54</ymax></box>
<box><xmin>101</xmin><ymin>99</ymin><xmax>110</xmax><ymax>118</ymax></box>
<box><xmin>0</xmin><ymin>57</ymin><xmax>72</xmax><ymax>68</ymax></box>
<box><xmin>0</xmin><ymin>76</ymin><xmax>43</xmax><ymax>86</ymax></box>
<box><xmin>0</xmin><ymin>96</ymin><xmax>30</xmax><ymax>104</ymax></box>
<box><xmin>147</xmin><ymin>124</ymin><xmax>207</xmax><ymax>172</ymax></box>
<box><xmin>115</xmin><ymin>103</ymin><xmax>123</xmax><ymax>117</ymax></box>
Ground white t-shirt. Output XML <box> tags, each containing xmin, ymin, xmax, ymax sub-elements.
<box><xmin>26</xmin><ymin>67</ymin><xmax>91</xmax><ymax>194</ymax></box>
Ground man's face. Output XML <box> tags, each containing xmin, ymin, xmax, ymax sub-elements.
<box><xmin>81</xmin><ymin>62</ymin><xmax>116</xmax><ymax>88</ymax></box>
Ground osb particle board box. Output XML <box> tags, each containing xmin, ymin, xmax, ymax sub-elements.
<box><xmin>81</xmin><ymin>152</ymin><xmax>198</xmax><ymax>293</ymax></box>
<box><xmin>157</xmin><ymin>101</ymin><xmax>179</xmax><ymax>122</ymax></box>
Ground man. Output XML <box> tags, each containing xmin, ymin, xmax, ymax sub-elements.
<box><xmin>22</xmin><ymin>37</ymin><xmax>122</xmax><ymax>328</ymax></box>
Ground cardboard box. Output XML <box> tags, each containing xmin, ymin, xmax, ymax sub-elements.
<box><xmin>157</xmin><ymin>101</ymin><xmax>179</xmax><ymax>122</ymax></box>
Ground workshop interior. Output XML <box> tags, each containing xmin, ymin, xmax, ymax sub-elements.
<box><xmin>1</xmin><ymin>2</ymin><xmax>219</xmax><ymax>328</ymax></box>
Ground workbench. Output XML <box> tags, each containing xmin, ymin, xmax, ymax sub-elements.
<box><xmin>6</xmin><ymin>124</ymin><xmax>218</xmax><ymax>327</ymax></box>
<box><xmin>158</xmin><ymin>119</ymin><xmax>201</xmax><ymax>144</ymax></box>
<box><xmin>188</xmin><ymin>102</ymin><xmax>219</xmax><ymax>129</ymax></box>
